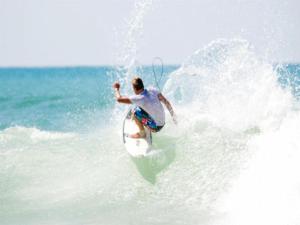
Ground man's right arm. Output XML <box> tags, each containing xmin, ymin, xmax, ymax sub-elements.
<box><xmin>158</xmin><ymin>93</ymin><xmax>177</xmax><ymax>124</ymax></box>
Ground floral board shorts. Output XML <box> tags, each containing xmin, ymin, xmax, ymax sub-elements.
<box><xmin>133</xmin><ymin>107</ymin><xmax>164</xmax><ymax>132</ymax></box>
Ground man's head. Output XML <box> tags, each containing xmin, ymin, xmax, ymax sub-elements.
<box><xmin>132</xmin><ymin>77</ymin><xmax>144</xmax><ymax>94</ymax></box>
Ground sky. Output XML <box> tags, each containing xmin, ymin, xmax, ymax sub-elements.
<box><xmin>0</xmin><ymin>0</ymin><xmax>299</xmax><ymax>66</ymax></box>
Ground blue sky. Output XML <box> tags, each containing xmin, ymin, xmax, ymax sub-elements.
<box><xmin>0</xmin><ymin>0</ymin><xmax>299</xmax><ymax>66</ymax></box>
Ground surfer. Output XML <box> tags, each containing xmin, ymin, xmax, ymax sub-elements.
<box><xmin>113</xmin><ymin>77</ymin><xmax>176</xmax><ymax>138</ymax></box>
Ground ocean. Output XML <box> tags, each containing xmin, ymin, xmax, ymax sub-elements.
<box><xmin>1</xmin><ymin>39</ymin><xmax>300</xmax><ymax>225</ymax></box>
<box><xmin>0</xmin><ymin>66</ymin><xmax>175</xmax><ymax>132</ymax></box>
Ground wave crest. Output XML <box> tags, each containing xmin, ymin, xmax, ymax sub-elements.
<box><xmin>164</xmin><ymin>39</ymin><xmax>293</xmax><ymax>131</ymax></box>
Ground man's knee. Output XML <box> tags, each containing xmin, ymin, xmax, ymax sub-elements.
<box><xmin>131</xmin><ymin>111</ymin><xmax>139</xmax><ymax>122</ymax></box>
<box><xmin>132</xmin><ymin>114</ymin><xmax>140</xmax><ymax>123</ymax></box>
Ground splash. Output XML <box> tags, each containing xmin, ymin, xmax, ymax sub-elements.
<box><xmin>164</xmin><ymin>39</ymin><xmax>293</xmax><ymax>132</ymax></box>
<box><xmin>162</xmin><ymin>39</ymin><xmax>300</xmax><ymax>225</ymax></box>
<box><xmin>112</xmin><ymin>0</ymin><xmax>155</xmax><ymax>121</ymax></box>
<box><xmin>115</xmin><ymin>0</ymin><xmax>154</xmax><ymax>87</ymax></box>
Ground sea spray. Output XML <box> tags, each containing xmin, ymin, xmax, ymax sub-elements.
<box><xmin>164</xmin><ymin>39</ymin><xmax>293</xmax><ymax>132</ymax></box>
<box><xmin>115</xmin><ymin>0</ymin><xmax>154</xmax><ymax>85</ymax></box>
<box><xmin>216</xmin><ymin>111</ymin><xmax>300</xmax><ymax>225</ymax></box>
<box><xmin>112</xmin><ymin>0</ymin><xmax>155</xmax><ymax>123</ymax></box>
<box><xmin>163</xmin><ymin>39</ymin><xmax>300</xmax><ymax>224</ymax></box>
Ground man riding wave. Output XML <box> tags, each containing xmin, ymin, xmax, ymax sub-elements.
<box><xmin>113</xmin><ymin>77</ymin><xmax>176</xmax><ymax>138</ymax></box>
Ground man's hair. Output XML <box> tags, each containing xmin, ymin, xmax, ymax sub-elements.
<box><xmin>132</xmin><ymin>77</ymin><xmax>144</xmax><ymax>91</ymax></box>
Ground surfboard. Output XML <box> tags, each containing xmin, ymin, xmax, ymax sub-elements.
<box><xmin>122</xmin><ymin>110</ymin><xmax>152</xmax><ymax>157</ymax></box>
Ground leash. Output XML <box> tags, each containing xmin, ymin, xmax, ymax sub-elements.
<box><xmin>152</xmin><ymin>57</ymin><xmax>164</xmax><ymax>91</ymax></box>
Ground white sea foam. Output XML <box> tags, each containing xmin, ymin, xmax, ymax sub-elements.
<box><xmin>163</xmin><ymin>39</ymin><xmax>300</xmax><ymax>225</ymax></box>
<box><xmin>216</xmin><ymin>111</ymin><xmax>300</xmax><ymax>225</ymax></box>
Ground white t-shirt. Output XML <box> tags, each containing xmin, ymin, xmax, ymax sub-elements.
<box><xmin>129</xmin><ymin>88</ymin><xmax>165</xmax><ymax>126</ymax></box>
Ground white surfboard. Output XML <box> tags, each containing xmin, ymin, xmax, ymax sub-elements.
<box><xmin>122</xmin><ymin>110</ymin><xmax>152</xmax><ymax>157</ymax></box>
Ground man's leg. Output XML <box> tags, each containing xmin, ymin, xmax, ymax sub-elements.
<box><xmin>131</xmin><ymin>114</ymin><xmax>146</xmax><ymax>138</ymax></box>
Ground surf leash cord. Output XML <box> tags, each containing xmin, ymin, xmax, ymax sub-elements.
<box><xmin>152</xmin><ymin>57</ymin><xmax>164</xmax><ymax>91</ymax></box>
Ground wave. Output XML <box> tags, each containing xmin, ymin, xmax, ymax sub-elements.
<box><xmin>13</xmin><ymin>95</ymin><xmax>64</xmax><ymax>109</ymax></box>
<box><xmin>1</xmin><ymin>39</ymin><xmax>300</xmax><ymax>225</ymax></box>
<box><xmin>0</xmin><ymin>126</ymin><xmax>76</xmax><ymax>142</ymax></box>
<box><xmin>162</xmin><ymin>38</ymin><xmax>300</xmax><ymax>224</ymax></box>
<box><xmin>164</xmin><ymin>39</ymin><xmax>294</xmax><ymax>131</ymax></box>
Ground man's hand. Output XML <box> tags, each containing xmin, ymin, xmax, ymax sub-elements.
<box><xmin>113</xmin><ymin>82</ymin><xmax>120</xmax><ymax>90</ymax></box>
<box><xmin>112</xmin><ymin>81</ymin><xmax>131</xmax><ymax>104</ymax></box>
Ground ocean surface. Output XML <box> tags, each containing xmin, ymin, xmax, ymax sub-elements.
<box><xmin>1</xmin><ymin>39</ymin><xmax>300</xmax><ymax>225</ymax></box>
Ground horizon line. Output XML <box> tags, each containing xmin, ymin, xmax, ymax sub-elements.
<box><xmin>0</xmin><ymin>62</ymin><xmax>299</xmax><ymax>69</ymax></box>
<box><xmin>0</xmin><ymin>64</ymin><xmax>181</xmax><ymax>69</ymax></box>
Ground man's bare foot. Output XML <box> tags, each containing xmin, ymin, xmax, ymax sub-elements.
<box><xmin>130</xmin><ymin>130</ymin><xmax>146</xmax><ymax>139</ymax></box>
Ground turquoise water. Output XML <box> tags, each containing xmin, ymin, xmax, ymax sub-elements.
<box><xmin>0</xmin><ymin>67</ymin><xmax>114</xmax><ymax>131</ymax></box>
<box><xmin>0</xmin><ymin>66</ymin><xmax>177</xmax><ymax>131</ymax></box>
<box><xmin>1</xmin><ymin>40</ymin><xmax>300</xmax><ymax>225</ymax></box>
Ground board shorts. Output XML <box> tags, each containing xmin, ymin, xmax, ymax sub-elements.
<box><xmin>133</xmin><ymin>107</ymin><xmax>164</xmax><ymax>132</ymax></box>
